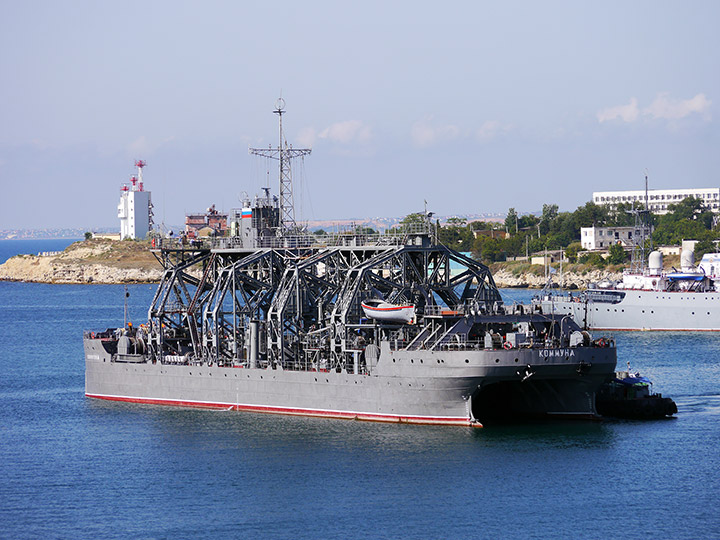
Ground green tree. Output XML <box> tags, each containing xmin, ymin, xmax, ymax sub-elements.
<box><xmin>505</xmin><ymin>208</ymin><xmax>518</xmax><ymax>234</ymax></box>
<box><xmin>518</xmin><ymin>214</ymin><xmax>539</xmax><ymax>230</ymax></box>
<box><xmin>578</xmin><ymin>252</ymin><xmax>607</xmax><ymax>268</ymax></box>
<box><xmin>573</xmin><ymin>202</ymin><xmax>609</xmax><ymax>228</ymax></box>
<box><xmin>393</xmin><ymin>213</ymin><xmax>427</xmax><ymax>233</ymax></box>
<box><xmin>607</xmin><ymin>202</ymin><xmax>641</xmax><ymax>226</ymax></box>
<box><xmin>694</xmin><ymin>238</ymin><xmax>716</xmax><ymax>260</ymax></box>
<box><xmin>565</xmin><ymin>242</ymin><xmax>582</xmax><ymax>263</ymax></box>
<box><xmin>472</xmin><ymin>236</ymin><xmax>506</xmax><ymax>262</ymax></box>
<box><xmin>540</xmin><ymin>203</ymin><xmax>559</xmax><ymax>235</ymax></box>
<box><xmin>84</xmin><ymin>231</ymin><xmax>93</xmax><ymax>241</ymax></box>
<box><xmin>607</xmin><ymin>242</ymin><xmax>626</xmax><ymax>264</ymax></box>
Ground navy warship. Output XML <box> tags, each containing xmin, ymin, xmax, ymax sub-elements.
<box><xmin>84</xmin><ymin>100</ymin><xmax>617</xmax><ymax>426</ymax></box>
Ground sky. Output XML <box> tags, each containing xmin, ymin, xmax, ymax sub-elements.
<box><xmin>1</xmin><ymin>0</ymin><xmax>718</xmax><ymax>230</ymax></box>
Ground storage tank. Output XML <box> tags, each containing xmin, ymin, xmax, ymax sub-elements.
<box><xmin>648</xmin><ymin>251</ymin><xmax>663</xmax><ymax>275</ymax></box>
<box><xmin>681</xmin><ymin>249</ymin><xmax>695</xmax><ymax>272</ymax></box>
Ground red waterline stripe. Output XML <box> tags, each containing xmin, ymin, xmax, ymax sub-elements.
<box><xmin>86</xmin><ymin>393</ymin><xmax>479</xmax><ymax>427</ymax></box>
<box><xmin>593</xmin><ymin>327</ymin><xmax>720</xmax><ymax>332</ymax></box>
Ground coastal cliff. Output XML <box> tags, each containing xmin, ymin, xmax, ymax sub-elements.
<box><xmin>1</xmin><ymin>239</ymin><xmax>624</xmax><ymax>287</ymax></box>
<box><xmin>490</xmin><ymin>266</ymin><xmax>623</xmax><ymax>289</ymax></box>
<box><xmin>0</xmin><ymin>239</ymin><xmax>164</xmax><ymax>284</ymax></box>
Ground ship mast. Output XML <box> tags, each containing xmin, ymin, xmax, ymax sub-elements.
<box><xmin>629</xmin><ymin>171</ymin><xmax>652</xmax><ymax>273</ymax></box>
<box><xmin>249</xmin><ymin>98</ymin><xmax>311</xmax><ymax>232</ymax></box>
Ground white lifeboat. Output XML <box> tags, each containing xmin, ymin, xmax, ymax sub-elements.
<box><xmin>361</xmin><ymin>299</ymin><xmax>416</xmax><ymax>324</ymax></box>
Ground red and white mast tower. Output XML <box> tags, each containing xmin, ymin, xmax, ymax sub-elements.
<box><xmin>118</xmin><ymin>160</ymin><xmax>153</xmax><ymax>239</ymax></box>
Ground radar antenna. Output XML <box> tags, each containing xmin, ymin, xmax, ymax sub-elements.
<box><xmin>249</xmin><ymin>98</ymin><xmax>311</xmax><ymax>231</ymax></box>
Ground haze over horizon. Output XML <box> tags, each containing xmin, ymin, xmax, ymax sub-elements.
<box><xmin>1</xmin><ymin>1</ymin><xmax>718</xmax><ymax>230</ymax></box>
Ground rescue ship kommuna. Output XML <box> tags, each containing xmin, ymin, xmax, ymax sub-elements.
<box><xmin>84</xmin><ymin>100</ymin><xmax>617</xmax><ymax>427</ymax></box>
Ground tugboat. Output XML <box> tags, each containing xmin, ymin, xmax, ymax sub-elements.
<box><xmin>596</xmin><ymin>363</ymin><xmax>677</xmax><ymax>419</ymax></box>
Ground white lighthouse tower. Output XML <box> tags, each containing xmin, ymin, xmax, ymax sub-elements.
<box><xmin>118</xmin><ymin>160</ymin><xmax>153</xmax><ymax>239</ymax></box>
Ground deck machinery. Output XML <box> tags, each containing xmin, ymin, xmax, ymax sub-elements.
<box><xmin>149</xmin><ymin>218</ymin><xmax>502</xmax><ymax>374</ymax></box>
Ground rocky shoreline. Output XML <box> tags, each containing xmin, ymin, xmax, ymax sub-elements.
<box><xmin>490</xmin><ymin>268</ymin><xmax>623</xmax><ymax>289</ymax></box>
<box><xmin>0</xmin><ymin>255</ymin><xmax>163</xmax><ymax>284</ymax></box>
<box><xmin>0</xmin><ymin>248</ymin><xmax>623</xmax><ymax>288</ymax></box>
<box><xmin>0</xmin><ymin>240</ymin><xmax>164</xmax><ymax>284</ymax></box>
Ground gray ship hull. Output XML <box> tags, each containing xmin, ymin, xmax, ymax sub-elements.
<box><xmin>85</xmin><ymin>337</ymin><xmax>616</xmax><ymax>426</ymax></box>
<box><xmin>539</xmin><ymin>290</ymin><xmax>720</xmax><ymax>331</ymax></box>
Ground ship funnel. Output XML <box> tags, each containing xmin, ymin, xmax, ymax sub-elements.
<box><xmin>648</xmin><ymin>251</ymin><xmax>663</xmax><ymax>276</ymax></box>
<box><xmin>681</xmin><ymin>249</ymin><xmax>695</xmax><ymax>272</ymax></box>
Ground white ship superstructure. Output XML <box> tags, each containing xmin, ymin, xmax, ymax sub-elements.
<box><xmin>537</xmin><ymin>249</ymin><xmax>720</xmax><ymax>331</ymax></box>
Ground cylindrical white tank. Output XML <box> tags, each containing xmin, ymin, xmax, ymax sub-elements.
<box><xmin>648</xmin><ymin>251</ymin><xmax>663</xmax><ymax>275</ymax></box>
<box><xmin>681</xmin><ymin>249</ymin><xmax>695</xmax><ymax>271</ymax></box>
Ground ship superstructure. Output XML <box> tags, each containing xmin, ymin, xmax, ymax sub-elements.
<box><xmin>85</xmin><ymin>101</ymin><xmax>617</xmax><ymax>426</ymax></box>
<box><xmin>536</xmin><ymin>248</ymin><xmax>720</xmax><ymax>331</ymax></box>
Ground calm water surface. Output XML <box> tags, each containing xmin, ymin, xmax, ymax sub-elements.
<box><xmin>1</xmin><ymin>243</ymin><xmax>719</xmax><ymax>539</ymax></box>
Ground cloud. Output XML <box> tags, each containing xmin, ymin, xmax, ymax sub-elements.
<box><xmin>410</xmin><ymin>117</ymin><xmax>460</xmax><ymax>147</ymax></box>
<box><xmin>643</xmin><ymin>93</ymin><xmax>711</xmax><ymax>120</ymax></box>
<box><xmin>596</xmin><ymin>98</ymin><xmax>640</xmax><ymax>123</ymax></box>
<box><xmin>318</xmin><ymin>120</ymin><xmax>372</xmax><ymax>144</ymax></box>
<box><xmin>296</xmin><ymin>120</ymin><xmax>372</xmax><ymax>147</ymax></box>
<box><xmin>127</xmin><ymin>135</ymin><xmax>176</xmax><ymax>156</ymax></box>
<box><xmin>597</xmin><ymin>93</ymin><xmax>711</xmax><ymax>124</ymax></box>
<box><xmin>295</xmin><ymin>127</ymin><xmax>317</xmax><ymax>148</ymax></box>
<box><xmin>475</xmin><ymin>120</ymin><xmax>512</xmax><ymax>142</ymax></box>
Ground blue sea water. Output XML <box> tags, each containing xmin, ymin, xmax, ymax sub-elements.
<box><xmin>0</xmin><ymin>238</ymin><xmax>81</xmax><ymax>264</ymax></box>
<box><xmin>1</xmin><ymin>242</ymin><xmax>719</xmax><ymax>539</ymax></box>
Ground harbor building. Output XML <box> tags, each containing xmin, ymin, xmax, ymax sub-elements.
<box><xmin>118</xmin><ymin>160</ymin><xmax>153</xmax><ymax>240</ymax></box>
<box><xmin>184</xmin><ymin>204</ymin><xmax>228</xmax><ymax>238</ymax></box>
<box><xmin>580</xmin><ymin>225</ymin><xmax>652</xmax><ymax>251</ymax></box>
<box><xmin>592</xmin><ymin>188</ymin><xmax>720</xmax><ymax>214</ymax></box>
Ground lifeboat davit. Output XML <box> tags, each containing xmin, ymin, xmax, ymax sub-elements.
<box><xmin>361</xmin><ymin>299</ymin><xmax>416</xmax><ymax>324</ymax></box>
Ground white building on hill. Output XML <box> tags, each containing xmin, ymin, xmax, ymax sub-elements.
<box><xmin>592</xmin><ymin>188</ymin><xmax>719</xmax><ymax>214</ymax></box>
<box><xmin>118</xmin><ymin>160</ymin><xmax>153</xmax><ymax>240</ymax></box>
<box><xmin>580</xmin><ymin>225</ymin><xmax>652</xmax><ymax>251</ymax></box>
